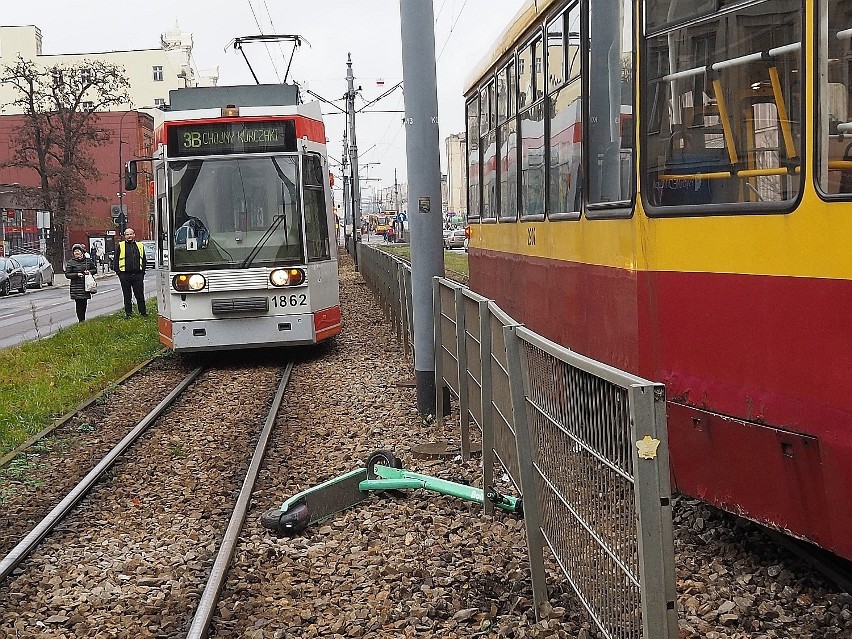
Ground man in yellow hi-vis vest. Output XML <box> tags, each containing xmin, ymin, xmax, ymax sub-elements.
<box><xmin>113</xmin><ymin>228</ymin><xmax>147</xmax><ymax>319</ymax></box>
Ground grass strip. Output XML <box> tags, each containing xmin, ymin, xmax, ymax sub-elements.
<box><xmin>0</xmin><ymin>304</ymin><xmax>161</xmax><ymax>456</ymax></box>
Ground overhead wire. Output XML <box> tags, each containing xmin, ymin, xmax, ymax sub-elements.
<box><xmin>245</xmin><ymin>0</ymin><xmax>282</xmax><ymax>82</ymax></box>
<box><xmin>434</xmin><ymin>0</ymin><xmax>451</xmax><ymax>22</ymax></box>
<box><xmin>436</xmin><ymin>0</ymin><xmax>469</xmax><ymax>62</ymax></box>
<box><xmin>262</xmin><ymin>0</ymin><xmax>289</xmax><ymax>80</ymax></box>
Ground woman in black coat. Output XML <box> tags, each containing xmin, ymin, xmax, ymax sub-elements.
<box><xmin>67</xmin><ymin>243</ymin><xmax>97</xmax><ymax>322</ymax></box>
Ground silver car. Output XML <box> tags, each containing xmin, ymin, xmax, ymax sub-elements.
<box><xmin>141</xmin><ymin>241</ymin><xmax>156</xmax><ymax>269</ymax></box>
<box><xmin>10</xmin><ymin>253</ymin><xmax>54</xmax><ymax>288</ymax></box>
<box><xmin>444</xmin><ymin>228</ymin><xmax>467</xmax><ymax>250</ymax></box>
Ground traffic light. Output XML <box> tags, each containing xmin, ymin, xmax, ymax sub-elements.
<box><xmin>111</xmin><ymin>204</ymin><xmax>127</xmax><ymax>233</ymax></box>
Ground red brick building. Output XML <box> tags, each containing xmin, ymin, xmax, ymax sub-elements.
<box><xmin>0</xmin><ymin>110</ymin><xmax>154</xmax><ymax>264</ymax></box>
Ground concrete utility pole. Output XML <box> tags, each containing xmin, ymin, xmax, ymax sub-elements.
<box><xmin>400</xmin><ymin>0</ymin><xmax>445</xmax><ymax>415</ymax></box>
<box><xmin>346</xmin><ymin>54</ymin><xmax>362</xmax><ymax>271</ymax></box>
<box><xmin>342</xmin><ymin>125</ymin><xmax>352</xmax><ymax>254</ymax></box>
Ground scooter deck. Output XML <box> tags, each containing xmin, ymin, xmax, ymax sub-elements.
<box><xmin>261</xmin><ymin>468</ymin><xmax>369</xmax><ymax>533</ymax></box>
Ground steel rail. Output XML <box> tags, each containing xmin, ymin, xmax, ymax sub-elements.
<box><xmin>0</xmin><ymin>365</ymin><xmax>206</xmax><ymax>582</ymax></box>
<box><xmin>186</xmin><ymin>361</ymin><xmax>294</xmax><ymax>639</ymax></box>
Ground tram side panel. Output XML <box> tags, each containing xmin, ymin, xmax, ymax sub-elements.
<box><xmin>636</xmin><ymin>219</ymin><xmax>852</xmax><ymax>560</ymax></box>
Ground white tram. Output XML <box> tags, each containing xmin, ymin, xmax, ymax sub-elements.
<box><xmin>127</xmin><ymin>100</ymin><xmax>341</xmax><ymax>352</ymax></box>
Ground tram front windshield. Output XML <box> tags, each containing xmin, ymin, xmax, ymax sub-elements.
<box><xmin>168</xmin><ymin>155</ymin><xmax>303</xmax><ymax>269</ymax></box>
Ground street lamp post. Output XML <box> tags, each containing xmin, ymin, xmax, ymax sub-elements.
<box><xmin>117</xmin><ymin>109</ymin><xmax>136</xmax><ymax>234</ymax></box>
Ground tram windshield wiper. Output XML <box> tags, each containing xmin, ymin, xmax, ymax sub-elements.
<box><xmin>238</xmin><ymin>214</ymin><xmax>288</xmax><ymax>269</ymax></box>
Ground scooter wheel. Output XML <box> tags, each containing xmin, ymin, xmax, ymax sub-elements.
<box><xmin>260</xmin><ymin>502</ymin><xmax>311</xmax><ymax>534</ymax></box>
<box><xmin>365</xmin><ymin>450</ymin><xmax>402</xmax><ymax>480</ymax></box>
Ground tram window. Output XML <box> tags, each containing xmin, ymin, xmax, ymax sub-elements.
<box><xmin>482</xmin><ymin>129</ymin><xmax>498</xmax><ymax>220</ymax></box>
<box><xmin>520</xmin><ymin>102</ymin><xmax>546</xmax><ymax>219</ymax></box>
<box><xmin>169</xmin><ymin>157</ymin><xmax>303</xmax><ymax>268</ymax></box>
<box><xmin>533</xmin><ymin>34</ymin><xmax>544</xmax><ymax>103</ymax></box>
<box><xmin>480</xmin><ymin>83</ymin><xmax>494</xmax><ymax>135</ymax></box>
<box><xmin>303</xmin><ymin>154</ymin><xmax>330</xmax><ymax>262</ymax></box>
<box><xmin>642</xmin><ymin>0</ymin><xmax>802</xmax><ymax>214</ymax></box>
<box><xmin>156</xmin><ymin>167</ymin><xmax>166</xmax><ymax>265</ymax></box>
<box><xmin>466</xmin><ymin>98</ymin><xmax>482</xmax><ymax>220</ymax></box>
<box><xmin>587</xmin><ymin>0</ymin><xmax>634</xmax><ymax>214</ymax></box>
<box><xmin>817</xmin><ymin>0</ymin><xmax>852</xmax><ymax>198</ymax></box>
<box><xmin>547</xmin><ymin>13</ymin><xmax>566</xmax><ymax>91</ymax></box>
<box><xmin>487</xmin><ymin>80</ymin><xmax>496</xmax><ymax>129</ymax></box>
<box><xmin>548</xmin><ymin>81</ymin><xmax>582</xmax><ymax>219</ymax></box>
<box><xmin>519</xmin><ymin>41</ymin><xmax>534</xmax><ymax>110</ymax></box>
<box><xmin>497</xmin><ymin>65</ymin><xmax>509</xmax><ymax>123</ymax></box>
<box><xmin>566</xmin><ymin>4</ymin><xmax>581</xmax><ymax>84</ymax></box>
<box><xmin>499</xmin><ymin>118</ymin><xmax>519</xmax><ymax>221</ymax></box>
<box><xmin>507</xmin><ymin>60</ymin><xmax>517</xmax><ymax>119</ymax></box>
<box><xmin>645</xmin><ymin>0</ymin><xmax>717</xmax><ymax>32</ymax></box>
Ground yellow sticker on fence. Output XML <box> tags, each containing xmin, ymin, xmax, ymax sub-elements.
<box><xmin>637</xmin><ymin>435</ymin><xmax>661</xmax><ymax>460</ymax></box>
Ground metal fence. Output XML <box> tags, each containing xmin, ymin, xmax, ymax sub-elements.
<box><xmin>357</xmin><ymin>245</ymin><xmax>414</xmax><ymax>358</ymax></box>
<box><xmin>357</xmin><ymin>244</ymin><xmax>677</xmax><ymax>639</ymax></box>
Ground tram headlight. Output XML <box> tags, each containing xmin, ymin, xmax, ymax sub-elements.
<box><xmin>269</xmin><ymin>268</ymin><xmax>305</xmax><ymax>287</ymax></box>
<box><xmin>172</xmin><ymin>273</ymin><xmax>207</xmax><ymax>292</ymax></box>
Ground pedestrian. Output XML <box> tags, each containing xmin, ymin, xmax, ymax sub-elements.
<box><xmin>113</xmin><ymin>227</ymin><xmax>148</xmax><ymax>318</ymax></box>
<box><xmin>67</xmin><ymin>243</ymin><xmax>97</xmax><ymax>322</ymax></box>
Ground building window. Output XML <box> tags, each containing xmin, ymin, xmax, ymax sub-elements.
<box><xmin>153</xmin><ymin>66</ymin><xmax>164</xmax><ymax>82</ymax></box>
<box><xmin>51</xmin><ymin>69</ymin><xmax>63</xmax><ymax>86</ymax></box>
<box><xmin>154</xmin><ymin>98</ymin><xmax>166</xmax><ymax>108</ymax></box>
<box><xmin>80</xmin><ymin>68</ymin><xmax>93</xmax><ymax>84</ymax></box>
<box><xmin>81</xmin><ymin>101</ymin><xmax>94</xmax><ymax>112</ymax></box>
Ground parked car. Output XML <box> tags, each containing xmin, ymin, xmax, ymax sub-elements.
<box><xmin>10</xmin><ymin>253</ymin><xmax>54</xmax><ymax>288</ymax></box>
<box><xmin>444</xmin><ymin>228</ymin><xmax>467</xmax><ymax>250</ymax></box>
<box><xmin>141</xmin><ymin>241</ymin><xmax>156</xmax><ymax>269</ymax></box>
<box><xmin>0</xmin><ymin>257</ymin><xmax>28</xmax><ymax>296</ymax></box>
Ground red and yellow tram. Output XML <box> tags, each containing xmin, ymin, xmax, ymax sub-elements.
<box><xmin>464</xmin><ymin>0</ymin><xmax>852</xmax><ymax>559</ymax></box>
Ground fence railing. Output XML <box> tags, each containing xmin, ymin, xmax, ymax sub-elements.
<box><xmin>357</xmin><ymin>244</ymin><xmax>678</xmax><ymax>639</ymax></box>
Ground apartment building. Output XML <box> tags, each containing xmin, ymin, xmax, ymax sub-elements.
<box><xmin>445</xmin><ymin>132</ymin><xmax>466</xmax><ymax>219</ymax></box>
<box><xmin>0</xmin><ymin>24</ymin><xmax>217</xmax><ymax>119</ymax></box>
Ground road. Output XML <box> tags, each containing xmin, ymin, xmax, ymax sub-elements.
<box><xmin>0</xmin><ymin>270</ymin><xmax>156</xmax><ymax>349</ymax></box>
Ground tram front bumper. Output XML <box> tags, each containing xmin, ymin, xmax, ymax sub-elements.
<box><xmin>168</xmin><ymin>313</ymin><xmax>317</xmax><ymax>351</ymax></box>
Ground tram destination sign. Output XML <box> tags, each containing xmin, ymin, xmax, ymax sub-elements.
<box><xmin>166</xmin><ymin>119</ymin><xmax>297</xmax><ymax>157</ymax></box>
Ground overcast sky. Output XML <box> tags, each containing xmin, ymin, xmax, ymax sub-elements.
<box><xmin>2</xmin><ymin>1</ymin><xmax>522</xmax><ymax>193</ymax></box>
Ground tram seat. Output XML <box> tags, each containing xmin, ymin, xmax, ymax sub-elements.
<box><xmin>657</xmin><ymin>149</ymin><xmax>723</xmax><ymax>206</ymax></box>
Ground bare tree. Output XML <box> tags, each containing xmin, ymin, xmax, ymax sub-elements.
<box><xmin>1</xmin><ymin>56</ymin><xmax>130</xmax><ymax>268</ymax></box>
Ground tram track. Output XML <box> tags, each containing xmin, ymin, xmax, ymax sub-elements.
<box><xmin>0</xmin><ymin>355</ymin><xmax>294</xmax><ymax>638</ymax></box>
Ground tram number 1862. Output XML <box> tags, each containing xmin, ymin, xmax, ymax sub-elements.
<box><xmin>272</xmin><ymin>293</ymin><xmax>308</xmax><ymax>308</ymax></box>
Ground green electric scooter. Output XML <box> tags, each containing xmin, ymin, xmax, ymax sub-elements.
<box><xmin>260</xmin><ymin>450</ymin><xmax>523</xmax><ymax>535</ymax></box>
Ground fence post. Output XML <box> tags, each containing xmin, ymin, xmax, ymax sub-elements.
<box><xmin>404</xmin><ymin>267</ymin><xmax>414</xmax><ymax>361</ymax></box>
<box><xmin>503</xmin><ymin>324</ymin><xmax>548</xmax><ymax>618</ymax></box>
<box><xmin>455</xmin><ymin>287</ymin><xmax>471</xmax><ymax>459</ymax></box>
<box><xmin>479</xmin><ymin>301</ymin><xmax>495</xmax><ymax>514</ymax></box>
<box><xmin>433</xmin><ymin>277</ymin><xmax>445</xmax><ymax>422</ymax></box>
<box><xmin>631</xmin><ymin>383</ymin><xmax>679</xmax><ymax>638</ymax></box>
